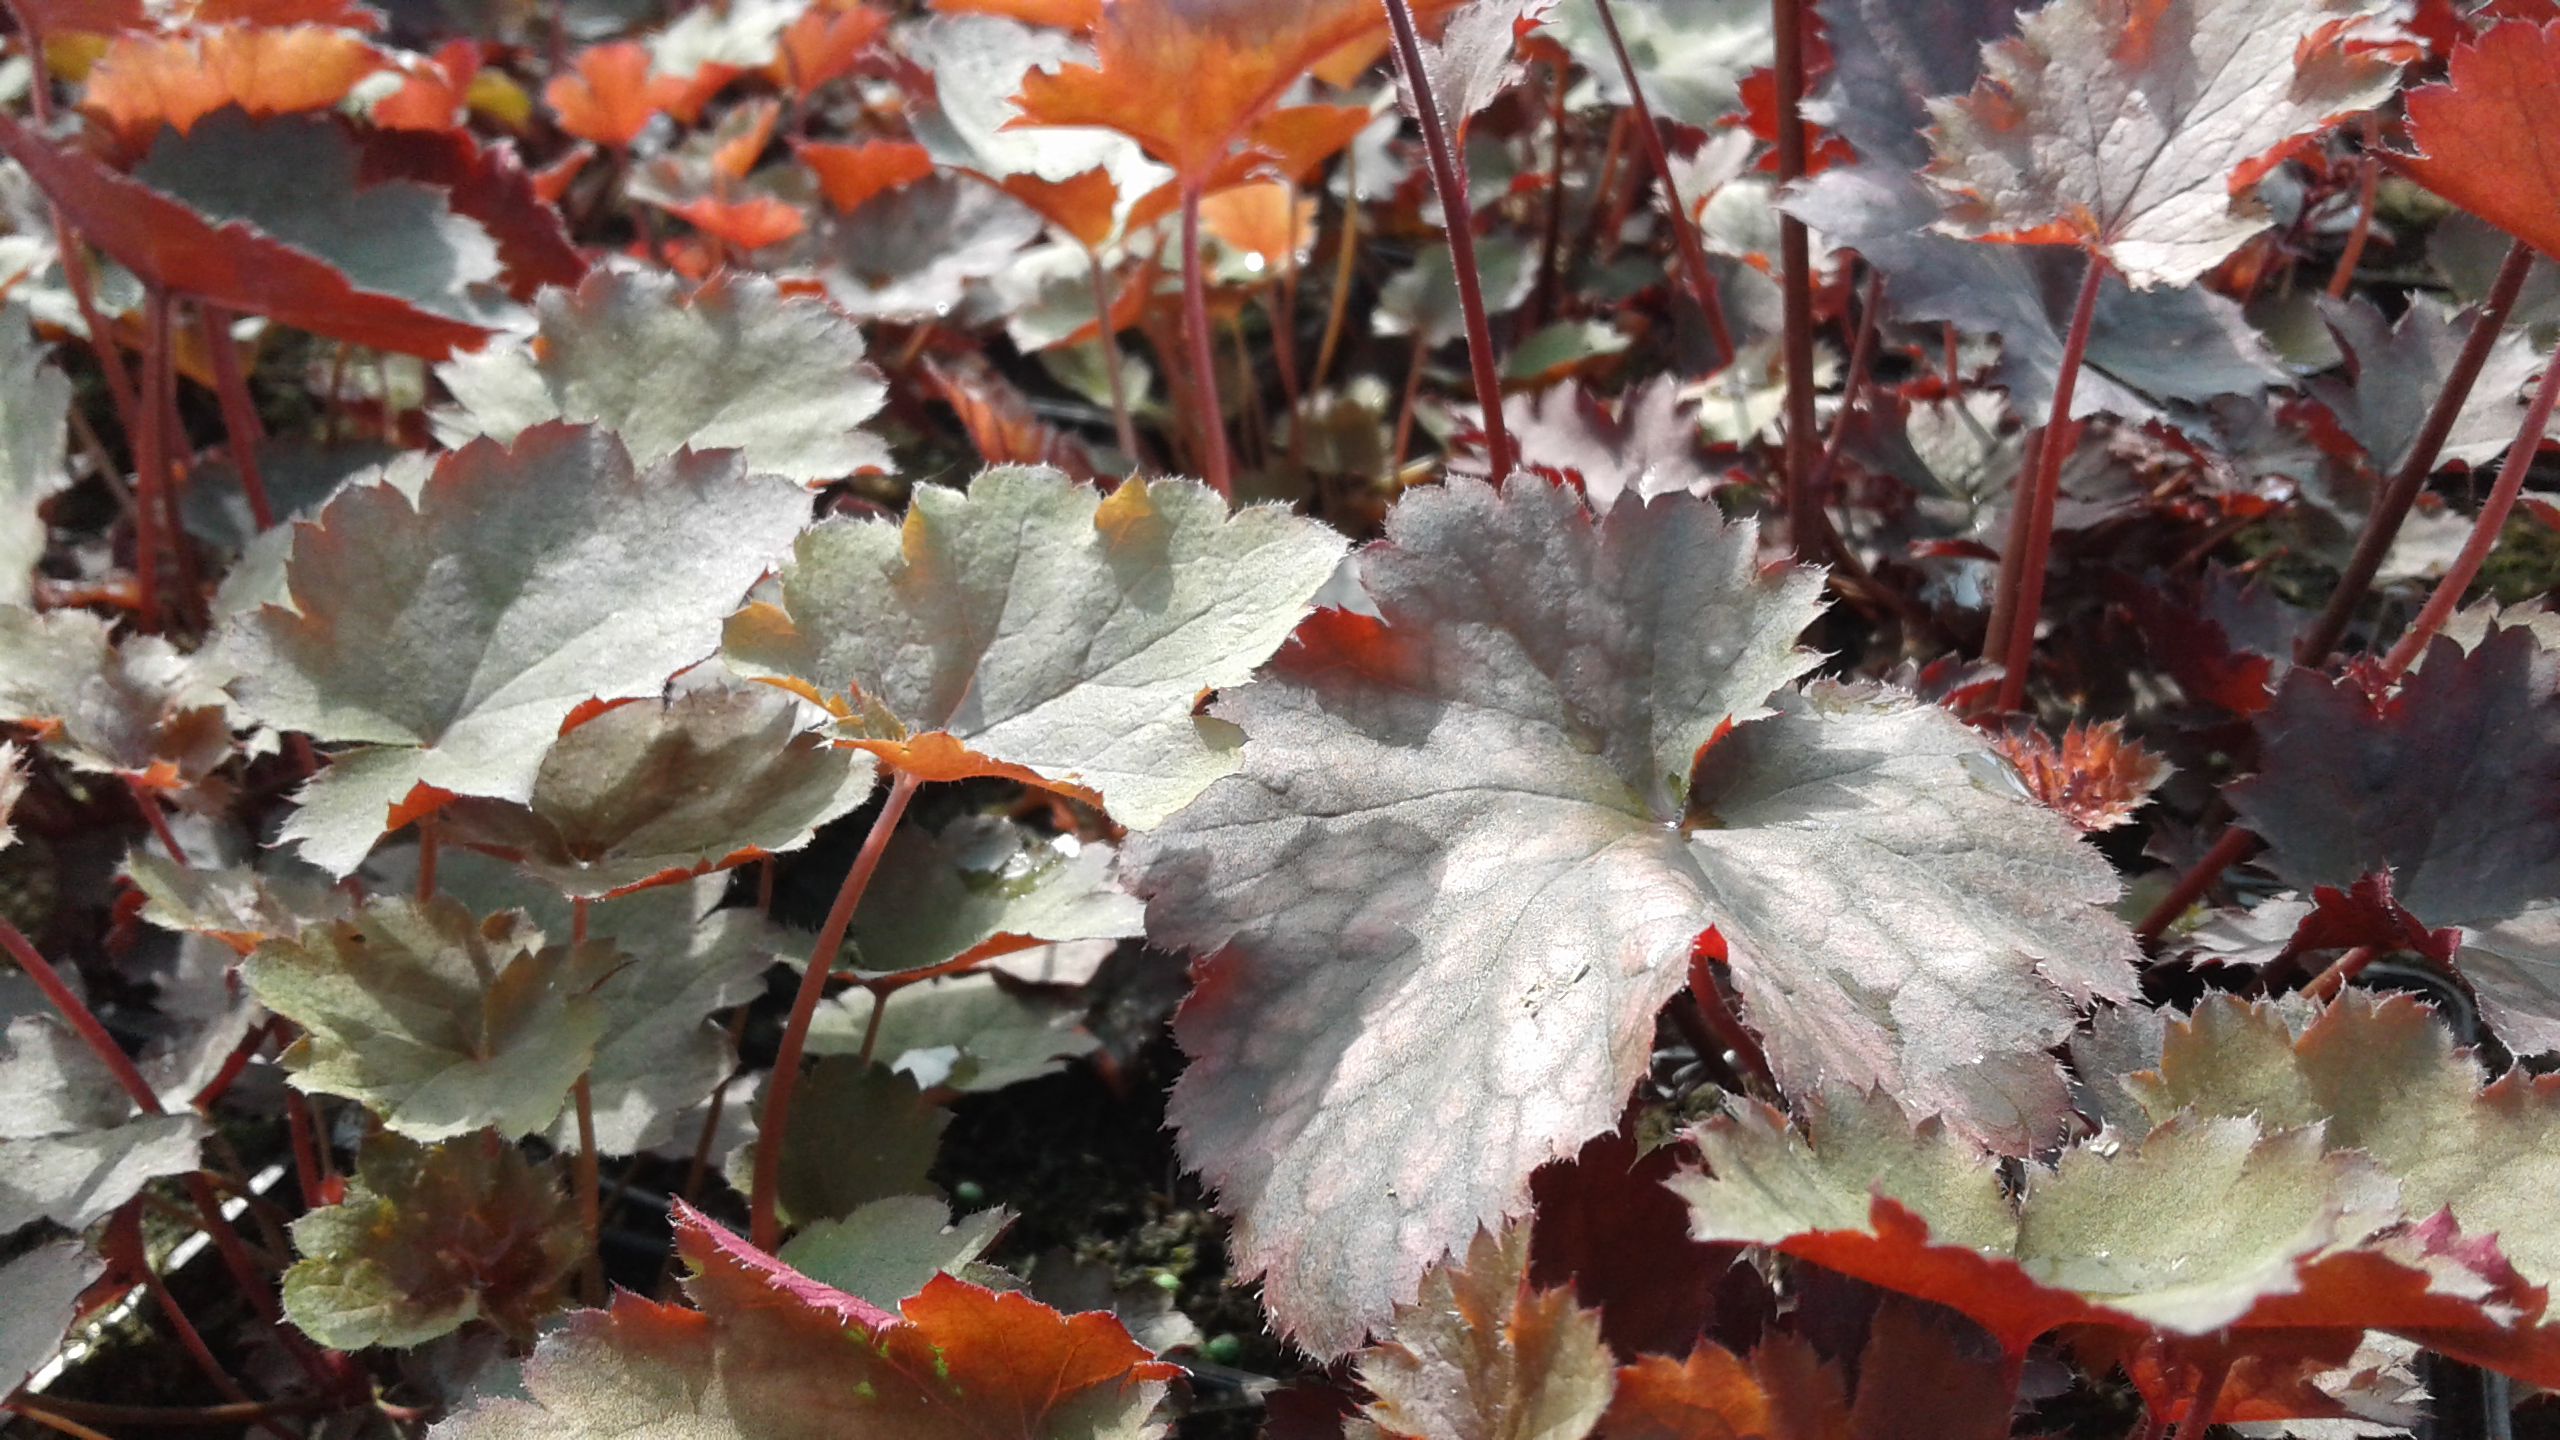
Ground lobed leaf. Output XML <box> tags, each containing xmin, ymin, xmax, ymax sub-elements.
<box><xmin>0</xmin><ymin>605</ymin><xmax>236</xmax><ymax>787</ymax></box>
<box><xmin>2311</xmin><ymin>294</ymin><xmax>2551</xmax><ymax>475</ymax></box>
<box><xmin>434</xmin><ymin>269</ymin><xmax>890</xmax><ymax>485</ymax></box>
<box><xmin>777</xmin><ymin>1194</ymin><xmax>1011</xmax><ymax>1311</ymax></box>
<box><xmin>0</xmin><ymin>1012</ymin><xmax>207</xmax><ymax>1231</ymax></box>
<box><xmin>2392</xmin><ymin>19</ymin><xmax>2560</xmax><ymax>266</ymax></box>
<box><xmin>82</xmin><ymin>25</ymin><xmax>392</xmax><ymax>144</ymax></box>
<box><xmin>810</xmin><ymin>971</ymin><xmax>1100</xmax><ymax>1092</ymax></box>
<box><xmin>1125</xmin><ymin>476</ymin><xmax>2133</xmax><ymax>1352</ymax></box>
<box><xmin>1923</xmin><ymin>0</ymin><xmax>2406</xmax><ymax>287</ymax></box>
<box><xmin>824</xmin><ymin>815</ymin><xmax>1142</xmax><ymax>977</ymax></box>
<box><xmin>284</xmin><ymin>1131</ymin><xmax>583</xmax><ymax>1349</ymax></box>
<box><xmin>725</xmin><ymin>464</ymin><xmax>1346</xmax><ymax>829</ymax></box>
<box><xmin>439</xmin><ymin>681</ymin><xmax>879</xmax><ymax>899</ymax></box>
<box><xmin>429</xmin><ymin>1203</ymin><xmax>1177</xmax><ymax>1439</ymax></box>
<box><xmin>218</xmin><ymin>422</ymin><xmax>810</xmax><ymax>875</ymax></box>
<box><xmin>1353</xmin><ymin>1223</ymin><xmax>1616</xmax><ymax>1440</ymax></box>
<box><xmin>727</xmin><ymin>1058</ymin><xmax>949</xmax><ymax>1227</ymax></box>
<box><xmin>243</xmin><ymin>895</ymin><xmax>619</xmax><ymax>1140</ymax></box>
<box><xmin>0</xmin><ymin>1240</ymin><xmax>102</xmax><ymax>1396</ymax></box>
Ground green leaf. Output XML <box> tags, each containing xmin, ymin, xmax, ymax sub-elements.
<box><xmin>284</xmin><ymin>1131</ymin><xmax>582</xmax><ymax>1350</ymax></box>
<box><xmin>809</xmin><ymin>972</ymin><xmax>1099</xmax><ymax>1093</ymax></box>
<box><xmin>1</xmin><ymin>1239</ymin><xmax>100</xmax><ymax>1395</ymax></box>
<box><xmin>244</xmin><ymin>894</ymin><xmax>618</xmax><ymax>1140</ymax></box>
<box><xmin>132</xmin><ymin>110</ymin><xmax>511</xmax><ymax>331</ymax></box>
<box><xmin>1354</xmin><ymin>1222</ymin><xmax>1616</xmax><ymax>1440</ymax></box>
<box><xmin>778</xmin><ymin>1194</ymin><xmax>1011</xmax><ymax>1311</ymax></box>
<box><xmin>1547</xmin><ymin>0</ymin><xmax>1770</xmax><ymax>129</ymax></box>
<box><xmin>1124</xmin><ymin>476</ymin><xmax>2132</xmax><ymax>1353</ymax></box>
<box><xmin>123</xmin><ymin>849</ymin><xmax>353</xmax><ymax>953</ymax></box>
<box><xmin>216</xmin><ymin>422</ymin><xmax>813</xmax><ymax>875</ymax></box>
<box><xmin>727</xmin><ymin>1058</ymin><xmax>949</xmax><ymax>1227</ymax></box>
<box><xmin>825</xmin><ymin>815</ymin><xmax>1141</xmax><ymax>976</ymax></box>
<box><xmin>434</xmin><ymin>269</ymin><xmax>890</xmax><ymax>485</ymax></box>
<box><xmin>0</xmin><ymin>1012</ymin><xmax>207</xmax><ymax>1231</ymax></box>
<box><xmin>2119</xmin><ymin>992</ymin><xmax>2560</xmax><ymax>1296</ymax></box>
<box><xmin>429</xmin><ymin>850</ymin><xmax>793</xmax><ymax>1155</ymax></box>
<box><xmin>0</xmin><ymin>304</ymin><xmax>69</xmax><ymax>608</ymax></box>
<box><xmin>440</xmin><ymin>681</ymin><xmax>879</xmax><ymax>899</ymax></box>
<box><xmin>725</xmin><ymin>465</ymin><xmax>1347</xmax><ymax>829</ymax></box>
<box><xmin>0</xmin><ymin>605</ymin><xmax>236</xmax><ymax>785</ymax></box>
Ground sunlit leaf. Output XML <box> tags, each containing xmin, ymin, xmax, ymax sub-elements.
<box><xmin>543</xmin><ymin>40</ymin><xmax>694</xmax><ymax>148</ymax></box>
<box><xmin>0</xmin><ymin>1011</ymin><xmax>207</xmax><ymax>1231</ymax></box>
<box><xmin>0</xmin><ymin>743</ymin><xmax>25</xmax><ymax>854</ymax></box>
<box><xmin>1495</xmin><ymin>379</ymin><xmax>1711</xmax><ymax>511</ymax></box>
<box><xmin>1923</xmin><ymin>0</ymin><xmax>2407</xmax><ymax>287</ymax></box>
<box><xmin>82</xmin><ymin>25</ymin><xmax>390</xmax><ymax>144</ymax></box>
<box><xmin>1546</xmin><ymin>0</ymin><xmax>1770</xmax><ymax>130</ymax></box>
<box><xmin>216</xmin><ymin>422</ymin><xmax>810</xmax><ymax>875</ymax></box>
<box><xmin>438</xmin><ymin>681</ymin><xmax>878</xmax><ymax>899</ymax></box>
<box><xmin>433</xmin><ymin>1203</ymin><xmax>1178</xmax><ymax>1439</ymax></box>
<box><xmin>436</xmin><ymin>269</ymin><xmax>887</xmax><ymax>484</ymax></box>
<box><xmin>726</xmin><ymin>464</ymin><xmax>1346</xmax><ymax>828</ymax></box>
<box><xmin>814</xmin><ymin>814</ymin><xmax>1142</xmax><ymax>978</ymax></box>
<box><xmin>1124</xmin><ymin>476</ymin><xmax>2133</xmax><ymax>1353</ymax></box>
<box><xmin>2310</xmin><ymin>293</ymin><xmax>2551</xmax><ymax>474</ymax></box>
<box><xmin>125</xmin><ymin>849</ymin><xmax>352</xmax><ymax>953</ymax></box>
<box><xmin>813</xmin><ymin>170</ymin><xmax>1046</xmax><ymax>320</ymax></box>
<box><xmin>811</xmin><ymin>971</ymin><xmax>1100</xmax><ymax>1092</ymax></box>
<box><xmin>284</xmin><ymin>1131</ymin><xmax>582</xmax><ymax>1349</ymax></box>
<box><xmin>0</xmin><ymin>305</ymin><xmax>71</xmax><ymax>609</ymax></box>
<box><xmin>797</xmin><ymin>137</ymin><xmax>935</xmax><ymax>212</ymax></box>
<box><xmin>0</xmin><ymin>606</ymin><xmax>235</xmax><ymax>789</ymax></box>
<box><xmin>1984</xmin><ymin>718</ymin><xmax>2171</xmax><ymax>831</ymax></box>
<box><xmin>1354</xmin><ymin>1222</ymin><xmax>1615</xmax><ymax>1440</ymax></box>
<box><xmin>2392</xmin><ymin>19</ymin><xmax>2560</xmax><ymax>265</ymax></box>
<box><xmin>243</xmin><ymin>894</ymin><xmax>618</xmax><ymax>1140</ymax></box>
<box><xmin>777</xmin><ymin>1193</ymin><xmax>1010</xmax><ymax>1310</ymax></box>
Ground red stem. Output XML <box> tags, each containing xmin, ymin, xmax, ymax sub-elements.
<box><xmin>416</xmin><ymin>811</ymin><xmax>439</xmax><ymax>902</ymax></box>
<box><xmin>1382</xmin><ymin>0</ymin><xmax>1513</xmax><ymax>479</ymax></box>
<box><xmin>198</xmin><ymin>303</ymin><xmax>274</xmax><ymax>532</ymax></box>
<box><xmin>1992</xmin><ymin>249</ymin><xmax>2106</xmax><ymax>714</ymax></box>
<box><xmin>1</xmin><ymin>914</ymin><xmax>160</xmax><ymax>1114</ymax></box>
<box><xmin>1587</xmin><ymin>0</ymin><xmax>1733</xmax><ymax>370</ymax></box>
<box><xmin>2377</xmin><ymin>341</ymin><xmax>2560</xmax><ymax>681</ymax></box>
<box><xmin>2300</xmin><ymin>238</ymin><xmax>2537</xmax><ymax>666</ymax></box>
<box><xmin>2136</xmin><ymin>826</ymin><xmax>2261</xmax><ymax>945</ymax></box>
<box><xmin>2304</xmin><ymin>944</ymin><xmax>2379</xmax><ymax>1002</ymax></box>
<box><xmin>283</xmin><ymin>1084</ymin><xmax>329</xmax><ymax>1210</ymax></box>
<box><xmin>750</xmin><ymin>768</ymin><xmax>922</xmax><ymax>1251</ymax></box>
<box><xmin>1770</xmin><ymin>0</ymin><xmax>1821</xmax><ymax>562</ymax></box>
<box><xmin>2325</xmin><ymin>114</ymin><xmax>2381</xmax><ymax>300</ymax></box>
<box><xmin>1178</xmin><ymin>187</ymin><xmax>1234</xmax><ymax>498</ymax></box>
<box><xmin>2167</xmin><ymin>1355</ymin><xmax>2232</xmax><ymax>1440</ymax></box>
<box><xmin>109</xmin><ymin>1207</ymin><xmax>295</xmax><ymax>1440</ymax></box>
<box><xmin>1086</xmin><ymin>247</ymin><xmax>1144</xmax><ymax>469</ymax></box>
<box><xmin>132</xmin><ymin>288</ymin><xmax>174</xmax><ymax>631</ymax></box>
<box><xmin>124</xmin><ymin>775</ymin><xmax>187</xmax><ymax>868</ymax></box>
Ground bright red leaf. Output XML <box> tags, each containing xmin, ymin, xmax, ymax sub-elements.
<box><xmin>767</xmin><ymin>1</ymin><xmax>890</xmax><ymax>95</ymax></box>
<box><xmin>544</xmin><ymin>40</ymin><xmax>692</xmax><ymax>148</ymax></box>
<box><xmin>370</xmin><ymin>38</ymin><xmax>479</xmax><ymax>130</ymax></box>
<box><xmin>933</xmin><ymin>0</ymin><xmax>1100</xmax><ymax>26</ymax></box>
<box><xmin>665</xmin><ymin>193</ymin><xmax>806</xmax><ymax>250</ymax></box>
<box><xmin>82</xmin><ymin>24</ymin><xmax>392</xmax><ymax>144</ymax></box>
<box><xmin>2392</xmin><ymin>20</ymin><xmax>2560</xmax><ymax>263</ymax></box>
<box><xmin>797</xmin><ymin>137</ymin><xmax>936</xmax><ymax>212</ymax></box>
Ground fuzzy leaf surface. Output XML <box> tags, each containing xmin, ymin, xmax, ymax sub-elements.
<box><xmin>0</xmin><ymin>305</ymin><xmax>69</xmax><ymax>608</ymax></box>
<box><xmin>284</xmin><ymin>1131</ymin><xmax>582</xmax><ymax>1349</ymax></box>
<box><xmin>220</xmin><ymin>423</ymin><xmax>810</xmax><ymax>874</ymax></box>
<box><xmin>1125</xmin><ymin>476</ymin><xmax>2132</xmax><ymax>1353</ymax></box>
<box><xmin>243</xmin><ymin>895</ymin><xmax>618</xmax><ymax>1140</ymax></box>
<box><xmin>2311</xmin><ymin>294</ymin><xmax>2551</xmax><ymax>475</ymax></box>
<box><xmin>727</xmin><ymin>1059</ymin><xmax>949</xmax><ymax>1227</ymax></box>
<box><xmin>726</xmin><ymin>465</ymin><xmax>1345</xmax><ymax>829</ymax></box>
<box><xmin>0</xmin><ymin>1013</ymin><xmax>207</xmax><ymax>1230</ymax></box>
<box><xmin>0</xmin><ymin>606</ymin><xmax>235</xmax><ymax>785</ymax></box>
<box><xmin>1354</xmin><ymin>1222</ymin><xmax>1615</xmax><ymax>1440</ymax></box>
<box><xmin>810</xmin><ymin>971</ymin><xmax>1099</xmax><ymax>1092</ymax></box>
<box><xmin>434</xmin><ymin>270</ymin><xmax>890</xmax><ymax>484</ymax></box>
<box><xmin>82</xmin><ymin>25</ymin><xmax>391</xmax><ymax>142</ymax></box>
<box><xmin>440</xmin><ymin>682</ymin><xmax>878</xmax><ymax>899</ymax></box>
<box><xmin>1923</xmin><ymin>0</ymin><xmax>2405</xmax><ymax>287</ymax></box>
<box><xmin>827</xmin><ymin>815</ymin><xmax>1141</xmax><ymax>976</ymax></box>
<box><xmin>2120</xmin><ymin>993</ymin><xmax>2560</xmax><ymax>1292</ymax></box>
<box><xmin>429</xmin><ymin>1203</ymin><xmax>1176</xmax><ymax>1439</ymax></box>
<box><xmin>777</xmin><ymin>1195</ymin><xmax>1010</xmax><ymax>1311</ymax></box>
<box><xmin>0</xmin><ymin>1240</ymin><xmax>101</xmax><ymax>1394</ymax></box>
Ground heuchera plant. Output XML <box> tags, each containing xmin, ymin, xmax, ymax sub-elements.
<box><xmin>4</xmin><ymin>0</ymin><xmax>2560</xmax><ymax>1435</ymax></box>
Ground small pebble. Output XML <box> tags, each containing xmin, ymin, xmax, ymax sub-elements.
<box><xmin>953</xmin><ymin>1180</ymin><xmax>985</xmax><ymax>1207</ymax></box>
<box><xmin>1151</xmin><ymin>1271</ymin><xmax>1181</xmax><ymax>1291</ymax></box>
<box><xmin>1203</xmin><ymin>1334</ymin><xmax>1242</xmax><ymax>1365</ymax></box>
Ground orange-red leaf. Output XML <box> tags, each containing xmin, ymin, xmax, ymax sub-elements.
<box><xmin>708</xmin><ymin>97</ymin><xmax>780</xmax><ymax>180</ymax></box>
<box><xmin>797</xmin><ymin>137</ymin><xmax>935</xmax><ymax>212</ymax></box>
<box><xmin>1197</xmin><ymin>179</ymin><xmax>1313</xmax><ymax>268</ymax></box>
<box><xmin>1986</xmin><ymin>718</ymin><xmax>2171</xmax><ymax>831</ymax></box>
<box><xmin>0</xmin><ymin>107</ymin><xmax>492</xmax><ymax>357</ymax></box>
<box><xmin>543</xmin><ymin>40</ymin><xmax>690</xmax><ymax>149</ymax></box>
<box><xmin>1012</xmin><ymin>0</ymin><xmax>1458</xmax><ymax>185</ymax></box>
<box><xmin>2392</xmin><ymin>19</ymin><xmax>2560</xmax><ymax>262</ymax></box>
<box><xmin>185</xmin><ymin>0</ymin><xmax>382</xmax><ymax>28</ymax></box>
<box><xmin>922</xmin><ymin>356</ymin><xmax>1102</xmax><ymax>482</ymax></box>
<box><xmin>767</xmin><ymin>2</ymin><xmax>890</xmax><ymax>95</ymax></box>
<box><xmin>665</xmin><ymin>193</ymin><xmax>806</xmax><ymax>250</ymax></box>
<box><xmin>1602</xmin><ymin>1346</ymin><xmax>1777</xmax><ymax>1440</ymax></box>
<box><xmin>14</xmin><ymin>0</ymin><xmax>145</xmax><ymax>35</ymax></box>
<box><xmin>370</xmin><ymin>38</ymin><xmax>478</xmax><ymax>130</ymax></box>
<box><xmin>82</xmin><ymin>24</ymin><xmax>390</xmax><ymax>144</ymax></box>
<box><xmin>932</xmin><ymin>0</ymin><xmax>1099</xmax><ymax>26</ymax></box>
<box><xmin>996</xmin><ymin>165</ymin><xmax>1120</xmax><ymax>248</ymax></box>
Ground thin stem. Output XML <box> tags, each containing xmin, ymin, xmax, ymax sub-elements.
<box><xmin>1992</xmin><ymin>249</ymin><xmax>2107</xmax><ymax>714</ymax></box>
<box><xmin>2136</xmin><ymin>826</ymin><xmax>2261</xmax><ymax>945</ymax></box>
<box><xmin>1384</xmin><ymin>0</ymin><xmax>1513</xmax><ymax>478</ymax></box>
<box><xmin>1801</xmin><ymin>268</ymin><xmax>1883</xmax><ymax>572</ymax></box>
<box><xmin>2167</xmin><ymin>1355</ymin><xmax>2232</xmax><ymax>1440</ymax></box>
<box><xmin>1771</xmin><ymin>0</ymin><xmax>1820</xmax><ymax>560</ymax></box>
<box><xmin>569</xmin><ymin>895</ymin><xmax>604</xmax><ymax>1303</ymax></box>
<box><xmin>2377</xmin><ymin>343</ymin><xmax>2560</xmax><ymax>681</ymax></box>
<box><xmin>1178</xmin><ymin>187</ymin><xmax>1234</xmax><ymax>498</ymax></box>
<box><xmin>198</xmin><ymin>303</ymin><xmax>274</xmax><ymax>531</ymax></box>
<box><xmin>124</xmin><ymin>775</ymin><xmax>187</xmax><ymax>867</ymax></box>
<box><xmin>284</xmin><ymin>1084</ymin><xmax>329</xmax><ymax>1210</ymax></box>
<box><xmin>2325</xmin><ymin>113</ymin><xmax>2381</xmax><ymax>300</ymax></box>
<box><xmin>2304</xmin><ymin>945</ymin><xmax>2379</xmax><ymax>1002</ymax></box>
<box><xmin>11</xmin><ymin>1397</ymin><xmax>326</xmax><ymax>1429</ymax></box>
<box><xmin>1527</xmin><ymin>55</ymin><xmax>1572</xmax><ymax>330</ymax></box>
<box><xmin>1588</xmin><ymin>0</ymin><xmax>1732</xmax><ymax>370</ymax></box>
<box><xmin>2300</xmin><ymin>238</ymin><xmax>2536</xmax><ymax>665</ymax></box>
<box><xmin>416</xmin><ymin>811</ymin><xmax>439</xmax><ymax>902</ymax></box>
<box><xmin>1390</xmin><ymin>336</ymin><xmax>1428</xmax><ymax>474</ymax></box>
<box><xmin>855</xmin><ymin>982</ymin><xmax>892</xmax><ymax>1069</ymax></box>
<box><xmin>1309</xmin><ymin>152</ymin><xmax>1360</xmax><ymax>395</ymax></box>
<box><xmin>1983</xmin><ymin>427</ymin><xmax>2044</xmax><ymax>668</ymax></box>
<box><xmin>111</xmin><ymin>1207</ymin><xmax>295</xmax><ymax>1440</ymax></box>
<box><xmin>1</xmin><ymin>914</ymin><xmax>161</xmax><ymax>1113</ymax></box>
<box><xmin>1085</xmin><ymin>248</ymin><xmax>1144</xmax><ymax>468</ymax></box>
<box><xmin>6</xmin><ymin>1403</ymin><xmax>120</xmax><ymax>1440</ymax></box>
<box><xmin>750</xmin><ymin>768</ymin><xmax>922</xmax><ymax>1251</ymax></box>
<box><xmin>132</xmin><ymin>287</ymin><xmax>174</xmax><ymax>631</ymax></box>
